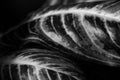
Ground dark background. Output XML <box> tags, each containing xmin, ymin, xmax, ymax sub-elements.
<box><xmin>0</xmin><ymin>0</ymin><xmax>46</xmax><ymax>33</ymax></box>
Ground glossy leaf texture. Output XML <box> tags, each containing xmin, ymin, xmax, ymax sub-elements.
<box><xmin>37</xmin><ymin>10</ymin><xmax>120</xmax><ymax>66</ymax></box>
<box><xmin>1</xmin><ymin>3</ymin><xmax>120</xmax><ymax>80</ymax></box>
<box><xmin>0</xmin><ymin>49</ymin><xmax>83</xmax><ymax>80</ymax></box>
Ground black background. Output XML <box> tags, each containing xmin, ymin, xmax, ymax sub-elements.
<box><xmin>0</xmin><ymin>0</ymin><xmax>46</xmax><ymax>33</ymax></box>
